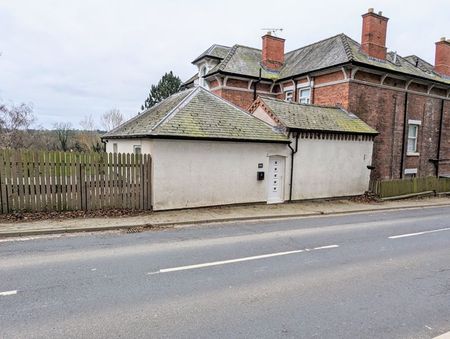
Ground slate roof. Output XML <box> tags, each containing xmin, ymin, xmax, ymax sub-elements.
<box><xmin>192</xmin><ymin>44</ymin><xmax>231</xmax><ymax>63</ymax></box>
<box><xmin>257</xmin><ymin>96</ymin><xmax>378</xmax><ymax>135</ymax></box>
<box><xmin>205</xmin><ymin>34</ymin><xmax>450</xmax><ymax>85</ymax></box>
<box><xmin>182</xmin><ymin>73</ymin><xmax>198</xmax><ymax>87</ymax></box>
<box><xmin>103</xmin><ymin>88</ymin><xmax>288</xmax><ymax>143</ymax></box>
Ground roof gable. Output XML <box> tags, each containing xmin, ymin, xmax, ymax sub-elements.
<box><xmin>254</xmin><ymin>96</ymin><xmax>378</xmax><ymax>135</ymax></box>
<box><xmin>103</xmin><ymin>88</ymin><xmax>288</xmax><ymax>143</ymax></box>
<box><xmin>192</xmin><ymin>44</ymin><xmax>231</xmax><ymax>64</ymax></box>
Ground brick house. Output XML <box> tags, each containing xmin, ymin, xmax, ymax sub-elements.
<box><xmin>183</xmin><ymin>8</ymin><xmax>450</xmax><ymax>180</ymax></box>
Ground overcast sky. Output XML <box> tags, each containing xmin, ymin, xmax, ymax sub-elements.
<box><xmin>1</xmin><ymin>0</ymin><xmax>449</xmax><ymax>129</ymax></box>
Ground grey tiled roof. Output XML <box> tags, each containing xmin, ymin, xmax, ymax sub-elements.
<box><xmin>207</xmin><ymin>45</ymin><xmax>281</xmax><ymax>80</ymax></box>
<box><xmin>205</xmin><ymin>34</ymin><xmax>450</xmax><ymax>85</ymax></box>
<box><xmin>258</xmin><ymin>96</ymin><xmax>378</xmax><ymax>135</ymax></box>
<box><xmin>182</xmin><ymin>73</ymin><xmax>198</xmax><ymax>87</ymax></box>
<box><xmin>103</xmin><ymin>90</ymin><xmax>193</xmax><ymax>138</ymax></box>
<box><xmin>103</xmin><ymin>88</ymin><xmax>288</xmax><ymax>143</ymax></box>
<box><xmin>192</xmin><ymin>44</ymin><xmax>231</xmax><ymax>63</ymax></box>
<box><xmin>280</xmin><ymin>34</ymin><xmax>351</xmax><ymax>78</ymax></box>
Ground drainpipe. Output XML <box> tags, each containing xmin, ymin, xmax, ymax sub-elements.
<box><xmin>293</xmin><ymin>79</ymin><xmax>298</xmax><ymax>101</ymax></box>
<box><xmin>436</xmin><ymin>99</ymin><xmax>445</xmax><ymax>177</ymax></box>
<box><xmin>253</xmin><ymin>68</ymin><xmax>262</xmax><ymax>100</ymax></box>
<box><xmin>400</xmin><ymin>92</ymin><xmax>409</xmax><ymax>179</ymax></box>
<box><xmin>287</xmin><ymin>131</ymin><xmax>300</xmax><ymax>201</ymax></box>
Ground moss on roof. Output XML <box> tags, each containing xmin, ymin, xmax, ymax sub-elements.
<box><xmin>103</xmin><ymin>88</ymin><xmax>288</xmax><ymax>143</ymax></box>
<box><xmin>205</xmin><ymin>34</ymin><xmax>450</xmax><ymax>85</ymax></box>
<box><xmin>258</xmin><ymin>96</ymin><xmax>378</xmax><ymax>135</ymax></box>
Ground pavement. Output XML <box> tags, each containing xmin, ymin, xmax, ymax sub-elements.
<box><xmin>1</xmin><ymin>196</ymin><xmax>450</xmax><ymax>237</ymax></box>
<box><xmin>1</xmin><ymin>206</ymin><xmax>450</xmax><ymax>338</ymax></box>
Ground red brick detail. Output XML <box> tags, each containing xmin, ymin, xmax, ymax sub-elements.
<box><xmin>383</xmin><ymin>77</ymin><xmax>406</xmax><ymax>88</ymax></box>
<box><xmin>439</xmin><ymin>100</ymin><xmax>450</xmax><ymax>176</ymax></box>
<box><xmin>262</xmin><ymin>34</ymin><xmax>285</xmax><ymax>71</ymax></box>
<box><xmin>226</xmin><ymin>78</ymin><xmax>249</xmax><ymax>88</ymax></box>
<box><xmin>361</xmin><ymin>10</ymin><xmax>389</xmax><ymax>60</ymax></box>
<box><xmin>347</xmin><ymin>81</ymin><xmax>447</xmax><ymax>180</ymax></box>
<box><xmin>408</xmin><ymin>82</ymin><xmax>428</xmax><ymax>93</ymax></box>
<box><xmin>209</xmin><ymin>79</ymin><xmax>220</xmax><ymax>88</ymax></box>
<box><xmin>354</xmin><ymin>71</ymin><xmax>381</xmax><ymax>84</ymax></box>
<box><xmin>216</xmin><ymin>88</ymin><xmax>275</xmax><ymax>110</ymax></box>
<box><xmin>312</xmin><ymin>83</ymin><xmax>350</xmax><ymax>109</ymax></box>
<box><xmin>314</xmin><ymin>71</ymin><xmax>345</xmax><ymax>85</ymax></box>
<box><xmin>434</xmin><ymin>39</ymin><xmax>450</xmax><ymax>76</ymax></box>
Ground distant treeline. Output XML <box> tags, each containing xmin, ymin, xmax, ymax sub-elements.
<box><xmin>0</xmin><ymin>102</ymin><xmax>125</xmax><ymax>152</ymax></box>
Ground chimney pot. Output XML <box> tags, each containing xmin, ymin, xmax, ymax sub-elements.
<box><xmin>440</xmin><ymin>37</ymin><xmax>446</xmax><ymax>41</ymax></box>
<box><xmin>378</xmin><ymin>11</ymin><xmax>383</xmax><ymax>15</ymax></box>
<box><xmin>368</xmin><ymin>8</ymin><xmax>374</xmax><ymax>13</ymax></box>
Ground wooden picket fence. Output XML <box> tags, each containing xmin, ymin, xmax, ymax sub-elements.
<box><xmin>0</xmin><ymin>150</ymin><xmax>152</xmax><ymax>213</ymax></box>
<box><xmin>371</xmin><ymin>176</ymin><xmax>450</xmax><ymax>199</ymax></box>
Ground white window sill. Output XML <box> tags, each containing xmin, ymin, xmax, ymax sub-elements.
<box><xmin>407</xmin><ymin>152</ymin><xmax>420</xmax><ymax>157</ymax></box>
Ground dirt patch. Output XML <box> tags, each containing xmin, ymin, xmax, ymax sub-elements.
<box><xmin>0</xmin><ymin>209</ymin><xmax>153</xmax><ymax>223</ymax></box>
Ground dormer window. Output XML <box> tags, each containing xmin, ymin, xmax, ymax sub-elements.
<box><xmin>284</xmin><ymin>90</ymin><xmax>293</xmax><ymax>102</ymax></box>
<box><xmin>199</xmin><ymin>65</ymin><xmax>208</xmax><ymax>88</ymax></box>
<box><xmin>299</xmin><ymin>88</ymin><xmax>311</xmax><ymax>104</ymax></box>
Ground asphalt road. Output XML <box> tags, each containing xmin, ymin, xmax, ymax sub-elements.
<box><xmin>1</xmin><ymin>206</ymin><xmax>450</xmax><ymax>338</ymax></box>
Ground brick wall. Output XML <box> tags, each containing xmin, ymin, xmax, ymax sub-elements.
<box><xmin>438</xmin><ymin>100</ymin><xmax>450</xmax><ymax>176</ymax></box>
<box><xmin>313</xmin><ymin>83</ymin><xmax>350</xmax><ymax>108</ymax></box>
<box><xmin>347</xmin><ymin>81</ymin><xmax>449</xmax><ymax>179</ymax></box>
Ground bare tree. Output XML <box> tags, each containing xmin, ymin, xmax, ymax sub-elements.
<box><xmin>53</xmin><ymin>122</ymin><xmax>72</xmax><ymax>151</ymax></box>
<box><xmin>79</xmin><ymin>114</ymin><xmax>96</xmax><ymax>131</ymax></box>
<box><xmin>0</xmin><ymin>102</ymin><xmax>35</xmax><ymax>148</ymax></box>
<box><xmin>101</xmin><ymin>109</ymin><xmax>124</xmax><ymax>131</ymax></box>
<box><xmin>77</xmin><ymin>114</ymin><xmax>102</xmax><ymax>152</ymax></box>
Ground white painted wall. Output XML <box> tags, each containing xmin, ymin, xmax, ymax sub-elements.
<box><xmin>104</xmin><ymin>135</ymin><xmax>373</xmax><ymax>210</ymax></box>
<box><xmin>149</xmin><ymin>139</ymin><xmax>289</xmax><ymax>210</ymax></box>
<box><xmin>292</xmin><ymin>137</ymin><xmax>373</xmax><ymax>200</ymax></box>
<box><xmin>104</xmin><ymin>139</ymin><xmax>154</xmax><ymax>155</ymax></box>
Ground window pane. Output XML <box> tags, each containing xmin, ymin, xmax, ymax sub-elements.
<box><xmin>408</xmin><ymin>125</ymin><xmax>417</xmax><ymax>138</ymax></box>
<box><xmin>285</xmin><ymin>91</ymin><xmax>293</xmax><ymax>101</ymax></box>
<box><xmin>299</xmin><ymin>88</ymin><xmax>311</xmax><ymax>104</ymax></box>
<box><xmin>300</xmin><ymin>88</ymin><xmax>310</xmax><ymax>97</ymax></box>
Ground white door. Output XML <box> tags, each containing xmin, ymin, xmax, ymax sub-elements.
<box><xmin>267</xmin><ymin>156</ymin><xmax>285</xmax><ymax>203</ymax></box>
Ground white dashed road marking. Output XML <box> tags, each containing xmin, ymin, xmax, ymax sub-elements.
<box><xmin>0</xmin><ymin>290</ymin><xmax>17</xmax><ymax>296</ymax></box>
<box><xmin>388</xmin><ymin>227</ymin><xmax>450</xmax><ymax>239</ymax></box>
<box><xmin>148</xmin><ymin>244</ymin><xmax>339</xmax><ymax>274</ymax></box>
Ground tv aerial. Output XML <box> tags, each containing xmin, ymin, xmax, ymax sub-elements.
<box><xmin>261</xmin><ymin>28</ymin><xmax>283</xmax><ymax>36</ymax></box>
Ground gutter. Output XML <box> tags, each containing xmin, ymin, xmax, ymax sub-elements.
<box><xmin>101</xmin><ymin>134</ymin><xmax>290</xmax><ymax>144</ymax></box>
<box><xmin>287</xmin><ymin>131</ymin><xmax>300</xmax><ymax>201</ymax></box>
<box><xmin>351</xmin><ymin>61</ymin><xmax>450</xmax><ymax>88</ymax></box>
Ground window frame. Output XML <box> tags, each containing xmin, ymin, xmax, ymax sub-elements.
<box><xmin>199</xmin><ymin>65</ymin><xmax>208</xmax><ymax>88</ymax></box>
<box><xmin>284</xmin><ymin>90</ymin><xmax>293</xmax><ymax>102</ymax></box>
<box><xmin>298</xmin><ymin>87</ymin><xmax>311</xmax><ymax>104</ymax></box>
<box><xmin>407</xmin><ymin>123</ymin><xmax>420</xmax><ymax>155</ymax></box>
<box><xmin>112</xmin><ymin>143</ymin><xmax>118</xmax><ymax>154</ymax></box>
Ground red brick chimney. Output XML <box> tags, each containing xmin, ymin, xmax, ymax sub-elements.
<box><xmin>361</xmin><ymin>8</ymin><xmax>389</xmax><ymax>60</ymax></box>
<box><xmin>261</xmin><ymin>33</ymin><xmax>285</xmax><ymax>71</ymax></box>
<box><xmin>434</xmin><ymin>37</ymin><xmax>450</xmax><ymax>76</ymax></box>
